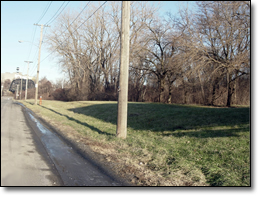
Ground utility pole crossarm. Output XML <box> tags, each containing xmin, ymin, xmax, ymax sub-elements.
<box><xmin>33</xmin><ymin>23</ymin><xmax>51</xmax><ymax>28</ymax></box>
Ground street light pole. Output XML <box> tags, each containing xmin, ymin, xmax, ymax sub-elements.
<box><xmin>24</xmin><ymin>61</ymin><xmax>33</xmax><ymax>100</ymax></box>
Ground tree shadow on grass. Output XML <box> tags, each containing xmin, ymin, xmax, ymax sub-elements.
<box><xmin>40</xmin><ymin>105</ymin><xmax>115</xmax><ymax>137</ymax></box>
<box><xmin>22</xmin><ymin>101</ymin><xmax>34</xmax><ymax>105</ymax></box>
<box><xmin>159</xmin><ymin>126</ymin><xmax>249</xmax><ymax>138</ymax></box>
<box><xmin>67</xmin><ymin>102</ymin><xmax>250</xmax><ymax>139</ymax></box>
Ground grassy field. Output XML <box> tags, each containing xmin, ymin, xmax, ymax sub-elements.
<box><xmin>19</xmin><ymin>100</ymin><xmax>250</xmax><ymax>186</ymax></box>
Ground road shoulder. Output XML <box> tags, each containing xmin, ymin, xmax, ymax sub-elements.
<box><xmin>19</xmin><ymin>102</ymin><xmax>134</xmax><ymax>186</ymax></box>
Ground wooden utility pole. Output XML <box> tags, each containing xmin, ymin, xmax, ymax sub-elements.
<box><xmin>16</xmin><ymin>85</ymin><xmax>19</xmax><ymax>100</ymax></box>
<box><xmin>20</xmin><ymin>77</ymin><xmax>22</xmax><ymax>100</ymax></box>
<box><xmin>16</xmin><ymin>67</ymin><xmax>20</xmax><ymax>100</ymax></box>
<box><xmin>24</xmin><ymin>61</ymin><xmax>33</xmax><ymax>100</ymax></box>
<box><xmin>116</xmin><ymin>1</ymin><xmax>130</xmax><ymax>139</ymax></box>
<box><xmin>34</xmin><ymin>23</ymin><xmax>50</xmax><ymax>105</ymax></box>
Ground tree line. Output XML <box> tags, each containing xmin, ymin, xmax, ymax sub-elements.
<box><xmin>44</xmin><ymin>1</ymin><xmax>250</xmax><ymax>106</ymax></box>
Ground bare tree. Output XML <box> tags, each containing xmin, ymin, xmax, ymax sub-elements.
<box><xmin>195</xmin><ymin>1</ymin><xmax>250</xmax><ymax>106</ymax></box>
<box><xmin>131</xmin><ymin>18</ymin><xmax>180</xmax><ymax>103</ymax></box>
<box><xmin>45</xmin><ymin>1</ymin><xmax>250</xmax><ymax>105</ymax></box>
<box><xmin>169</xmin><ymin>1</ymin><xmax>250</xmax><ymax>106</ymax></box>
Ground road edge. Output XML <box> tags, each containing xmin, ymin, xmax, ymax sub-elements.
<box><xmin>17</xmin><ymin>101</ymin><xmax>134</xmax><ymax>186</ymax></box>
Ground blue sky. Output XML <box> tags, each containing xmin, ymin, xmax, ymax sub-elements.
<box><xmin>1</xmin><ymin>1</ymin><xmax>194</xmax><ymax>83</ymax></box>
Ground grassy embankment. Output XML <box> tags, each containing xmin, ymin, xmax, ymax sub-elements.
<box><xmin>19</xmin><ymin>100</ymin><xmax>250</xmax><ymax>186</ymax></box>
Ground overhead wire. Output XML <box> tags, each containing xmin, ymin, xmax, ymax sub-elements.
<box><xmin>44</xmin><ymin>1</ymin><xmax>70</xmax><ymax>26</ymax></box>
<box><xmin>29</xmin><ymin>1</ymin><xmax>67</xmax><ymax>77</ymax></box>
<box><xmin>36</xmin><ymin>1</ymin><xmax>53</xmax><ymax>24</ymax></box>
<box><xmin>21</xmin><ymin>1</ymin><xmax>52</xmax><ymax>76</ymax></box>
<box><xmin>26</xmin><ymin>26</ymin><xmax>37</xmax><ymax>60</ymax></box>
<box><xmin>73</xmin><ymin>1</ymin><xmax>108</xmax><ymax>32</ymax></box>
<box><xmin>28</xmin><ymin>1</ymin><xmax>107</xmax><ymax>78</ymax></box>
<box><xmin>22</xmin><ymin>22</ymin><xmax>37</xmax><ymax>74</ymax></box>
<box><xmin>55</xmin><ymin>1</ymin><xmax>91</xmax><ymax>39</ymax></box>
<box><xmin>32</xmin><ymin>0</ymin><xmax>91</xmax><ymax>71</ymax></box>
<box><xmin>31</xmin><ymin>1</ymin><xmax>92</xmax><ymax>77</ymax></box>
<box><xmin>40</xmin><ymin>1</ymin><xmax>108</xmax><ymax>64</ymax></box>
<box><xmin>29</xmin><ymin>47</ymin><xmax>39</xmax><ymax>77</ymax></box>
<box><xmin>44</xmin><ymin>1</ymin><xmax>66</xmax><ymax>25</ymax></box>
<box><xmin>41</xmin><ymin>1</ymin><xmax>70</xmax><ymax>55</ymax></box>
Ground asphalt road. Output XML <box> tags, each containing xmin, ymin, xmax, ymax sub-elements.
<box><xmin>1</xmin><ymin>97</ymin><xmax>124</xmax><ymax>186</ymax></box>
<box><xmin>1</xmin><ymin>96</ymin><xmax>61</xmax><ymax>186</ymax></box>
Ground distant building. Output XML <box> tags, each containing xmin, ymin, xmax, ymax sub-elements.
<box><xmin>9</xmin><ymin>78</ymin><xmax>35</xmax><ymax>93</ymax></box>
<box><xmin>1</xmin><ymin>72</ymin><xmax>33</xmax><ymax>83</ymax></box>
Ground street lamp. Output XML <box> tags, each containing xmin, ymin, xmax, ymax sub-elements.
<box><xmin>18</xmin><ymin>40</ymin><xmax>39</xmax><ymax>47</ymax></box>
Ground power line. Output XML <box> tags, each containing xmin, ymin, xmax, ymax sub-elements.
<box><xmin>39</xmin><ymin>1</ymin><xmax>91</xmax><ymax>65</ymax></box>
<box><xmin>55</xmin><ymin>1</ymin><xmax>91</xmax><ymax>40</ymax></box>
<box><xmin>44</xmin><ymin>1</ymin><xmax>65</xmax><ymax>25</ymax></box>
<box><xmin>27</xmin><ymin>26</ymin><xmax>37</xmax><ymax>60</ymax></box>
<box><xmin>27</xmin><ymin>1</ymin><xmax>66</xmax><ymax>65</ymax></box>
<box><xmin>22</xmin><ymin>26</ymin><xmax>37</xmax><ymax>74</ymax></box>
<box><xmin>21</xmin><ymin>2</ymin><xmax>52</xmax><ymax>77</ymax></box>
<box><xmin>29</xmin><ymin>50</ymin><xmax>39</xmax><ymax>76</ymax></box>
<box><xmin>44</xmin><ymin>1</ymin><xmax>70</xmax><ymax>26</ymax></box>
<box><xmin>42</xmin><ymin>1</ymin><xmax>73</xmax><ymax>43</ymax></box>
<box><xmin>38</xmin><ymin>1</ymin><xmax>90</xmax><ymax>73</ymax></box>
<box><xmin>21</xmin><ymin>62</ymin><xmax>26</xmax><ymax>75</ymax></box>
<box><xmin>40</xmin><ymin>1</ymin><xmax>107</xmax><ymax>64</ymax></box>
<box><xmin>36</xmin><ymin>2</ymin><xmax>50</xmax><ymax>23</ymax></box>
<box><xmin>36</xmin><ymin>1</ymin><xmax>53</xmax><ymax>24</ymax></box>
<box><xmin>73</xmin><ymin>1</ymin><xmax>107</xmax><ymax>33</ymax></box>
<box><xmin>29</xmin><ymin>29</ymin><xmax>41</xmax><ymax>77</ymax></box>
<box><xmin>30</xmin><ymin>66</ymin><xmax>37</xmax><ymax>77</ymax></box>
<box><xmin>29</xmin><ymin>36</ymin><xmax>42</xmax><ymax>77</ymax></box>
<box><xmin>41</xmin><ymin>25</ymin><xmax>48</xmax><ymax>44</ymax></box>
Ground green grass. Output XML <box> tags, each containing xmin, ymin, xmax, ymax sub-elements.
<box><xmin>19</xmin><ymin>100</ymin><xmax>250</xmax><ymax>186</ymax></box>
